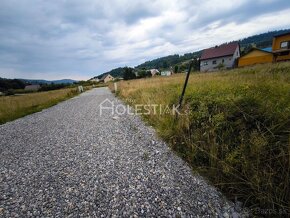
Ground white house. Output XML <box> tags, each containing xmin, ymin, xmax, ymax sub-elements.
<box><xmin>90</xmin><ymin>78</ymin><xmax>100</xmax><ymax>82</ymax></box>
<box><xmin>200</xmin><ymin>42</ymin><xmax>240</xmax><ymax>72</ymax></box>
<box><xmin>150</xmin><ymin>69</ymin><xmax>160</xmax><ymax>76</ymax></box>
<box><xmin>161</xmin><ymin>70</ymin><xmax>172</xmax><ymax>76</ymax></box>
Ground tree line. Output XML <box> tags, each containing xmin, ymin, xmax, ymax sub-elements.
<box><xmin>0</xmin><ymin>78</ymin><xmax>26</xmax><ymax>92</ymax></box>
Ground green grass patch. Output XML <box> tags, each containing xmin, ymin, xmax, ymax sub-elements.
<box><xmin>0</xmin><ymin>88</ymin><xmax>80</xmax><ymax>124</ymax></box>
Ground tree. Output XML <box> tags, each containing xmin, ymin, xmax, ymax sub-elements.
<box><xmin>174</xmin><ymin>65</ymin><xmax>179</xmax><ymax>73</ymax></box>
<box><xmin>0</xmin><ymin>78</ymin><xmax>26</xmax><ymax>91</ymax></box>
<box><xmin>217</xmin><ymin>63</ymin><xmax>225</xmax><ymax>70</ymax></box>
<box><xmin>192</xmin><ymin>58</ymin><xmax>200</xmax><ymax>71</ymax></box>
<box><xmin>123</xmin><ymin>67</ymin><xmax>136</xmax><ymax>80</ymax></box>
<box><xmin>137</xmin><ymin>70</ymin><xmax>146</xmax><ymax>78</ymax></box>
<box><xmin>241</xmin><ymin>44</ymin><xmax>254</xmax><ymax>56</ymax></box>
<box><xmin>162</xmin><ymin>61</ymin><xmax>169</xmax><ymax>68</ymax></box>
<box><xmin>146</xmin><ymin>70</ymin><xmax>152</xmax><ymax>77</ymax></box>
<box><xmin>136</xmin><ymin>70</ymin><xmax>152</xmax><ymax>78</ymax></box>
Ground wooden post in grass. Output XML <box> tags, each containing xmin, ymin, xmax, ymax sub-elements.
<box><xmin>114</xmin><ymin>82</ymin><xmax>117</xmax><ymax>93</ymax></box>
<box><xmin>177</xmin><ymin>59</ymin><xmax>194</xmax><ymax>111</ymax></box>
<box><xmin>78</xmin><ymin>85</ymin><xmax>84</xmax><ymax>93</ymax></box>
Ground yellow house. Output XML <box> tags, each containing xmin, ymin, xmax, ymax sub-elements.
<box><xmin>238</xmin><ymin>48</ymin><xmax>273</xmax><ymax>67</ymax></box>
<box><xmin>272</xmin><ymin>32</ymin><xmax>290</xmax><ymax>62</ymax></box>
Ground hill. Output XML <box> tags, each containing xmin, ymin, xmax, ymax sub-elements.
<box><xmin>136</xmin><ymin>52</ymin><xmax>201</xmax><ymax>70</ymax></box>
<box><xmin>239</xmin><ymin>29</ymin><xmax>290</xmax><ymax>47</ymax></box>
<box><xmin>92</xmin><ymin>67</ymin><xmax>126</xmax><ymax>80</ymax></box>
<box><xmin>94</xmin><ymin>28</ymin><xmax>290</xmax><ymax>79</ymax></box>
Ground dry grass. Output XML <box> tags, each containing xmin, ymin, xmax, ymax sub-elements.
<box><xmin>112</xmin><ymin>62</ymin><xmax>290</xmax><ymax>213</ymax></box>
<box><xmin>0</xmin><ymin>88</ymin><xmax>79</xmax><ymax>124</ymax></box>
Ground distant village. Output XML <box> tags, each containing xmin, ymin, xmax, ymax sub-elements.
<box><xmin>91</xmin><ymin>31</ymin><xmax>290</xmax><ymax>83</ymax></box>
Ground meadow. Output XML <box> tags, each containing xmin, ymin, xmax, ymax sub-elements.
<box><xmin>0</xmin><ymin>88</ymin><xmax>80</xmax><ymax>124</ymax></box>
<box><xmin>112</xmin><ymin>62</ymin><xmax>290</xmax><ymax>212</ymax></box>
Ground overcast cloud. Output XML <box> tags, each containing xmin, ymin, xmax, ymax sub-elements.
<box><xmin>0</xmin><ymin>0</ymin><xmax>289</xmax><ymax>80</ymax></box>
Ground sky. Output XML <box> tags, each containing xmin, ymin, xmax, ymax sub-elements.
<box><xmin>0</xmin><ymin>0</ymin><xmax>290</xmax><ymax>80</ymax></box>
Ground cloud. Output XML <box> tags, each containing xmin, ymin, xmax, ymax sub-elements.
<box><xmin>0</xmin><ymin>0</ymin><xmax>289</xmax><ymax>80</ymax></box>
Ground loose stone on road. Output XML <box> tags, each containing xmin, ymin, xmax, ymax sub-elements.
<box><xmin>0</xmin><ymin>88</ymin><xmax>242</xmax><ymax>217</ymax></box>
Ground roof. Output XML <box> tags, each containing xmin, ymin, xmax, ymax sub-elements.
<box><xmin>25</xmin><ymin>84</ymin><xmax>40</xmax><ymax>88</ymax></box>
<box><xmin>241</xmin><ymin>48</ymin><xmax>273</xmax><ymax>58</ymax></box>
<box><xmin>261</xmin><ymin>47</ymin><xmax>272</xmax><ymax>52</ymax></box>
<box><xmin>24</xmin><ymin>85</ymin><xmax>40</xmax><ymax>90</ymax></box>
<box><xmin>100</xmin><ymin>74</ymin><xmax>112</xmax><ymax>80</ymax></box>
<box><xmin>273</xmin><ymin>31</ymin><xmax>290</xmax><ymax>38</ymax></box>
<box><xmin>200</xmin><ymin>42</ymin><xmax>239</xmax><ymax>60</ymax></box>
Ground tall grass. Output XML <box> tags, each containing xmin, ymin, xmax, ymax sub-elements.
<box><xmin>113</xmin><ymin>62</ymin><xmax>290</xmax><ymax>213</ymax></box>
<box><xmin>0</xmin><ymin>88</ymin><xmax>79</xmax><ymax>124</ymax></box>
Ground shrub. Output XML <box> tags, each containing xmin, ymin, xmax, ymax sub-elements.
<box><xmin>5</xmin><ymin>89</ymin><xmax>15</xmax><ymax>96</ymax></box>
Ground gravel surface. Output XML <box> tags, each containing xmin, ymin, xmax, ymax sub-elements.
<box><xmin>0</xmin><ymin>87</ymin><xmax>243</xmax><ymax>217</ymax></box>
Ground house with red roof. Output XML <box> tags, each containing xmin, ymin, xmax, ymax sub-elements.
<box><xmin>200</xmin><ymin>42</ymin><xmax>240</xmax><ymax>72</ymax></box>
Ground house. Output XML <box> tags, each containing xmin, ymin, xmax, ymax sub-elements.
<box><xmin>272</xmin><ymin>31</ymin><xmax>290</xmax><ymax>62</ymax></box>
<box><xmin>24</xmin><ymin>84</ymin><xmax>40</xmax><ymax>91</ymax></box>
<box><xmin>200</xmin><ymin>42</ymin><xmax>240</xmax><ymax>72</ymax></box>
<box><xmin>100</xmin><ymin>74</ymin><xmax>114</xmax><ymax>83</ymax></box>
<box><xmin>238</xmin><ymin>32</ymin><xmax>290</xmax><ymax>67</ymax></box>
<box><xmin>150</xmin><ymin>69</ymin><xmax>160</xmax><ymax>76</ymax></box>
<box><xmin>90</xmin><ymin>77</ymin><xmax>100</xmax><ymax>82</ymax></box>
<box><xmin>238</xmin><ymin>48</ymin><xmax>273</xmax><ymax>67</ymax></box>
<box><xmin>161</xmin><ymin>70</ymin><xmax>172</xmax><ymax>76</ymax></box>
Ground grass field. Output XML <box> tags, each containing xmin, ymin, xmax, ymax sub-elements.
<box><xmin>0</xmin><ymin>88</ymin><xmax>80</xmax><ymax>124</ymax></box>
<box><xmin>112</xmin><ymin>62</ymin><xmax>290</xmax><ymax>213</ymax></box>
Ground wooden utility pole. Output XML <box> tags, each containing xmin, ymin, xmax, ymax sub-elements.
<box><xmin>177</xmin><ymin>59</ymin><xmax>194</xmax><ymax>110</ymax></box>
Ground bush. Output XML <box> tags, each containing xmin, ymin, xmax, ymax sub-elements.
<box><xmin>171</xmin><ymin>95</ymin><xmax>289</xmax><ymax>211</ymax></box>
<box><xmin>5</xmin><ymin>89</ymin><xmax>15</xmax><ymax>96</ymax></box>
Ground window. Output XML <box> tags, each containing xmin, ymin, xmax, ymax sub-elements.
<box><xmin>222</xmin><ymin>59</ymin><xmax>224</xmax><ymax>63</ymax></box>
<box><xmin>280</xmin><ymin>41</ymin><xmax>288</xmax><ymax>49</ymax></box>
<box><xmin>204</xmin><ymin>61</ymin><xmax>208</xmax><ymax>66</ymax></box>
<box><xmin>280</xmin><ymin>51</ymin><xmax>289</xmax><ymax>56</ymax></box>
<box><xmin>212</xmin><ymin>60</ymin><xmax>217</xmax><ymax>64</ymax></box>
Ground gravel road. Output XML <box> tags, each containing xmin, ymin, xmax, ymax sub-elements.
<box><xmin>0</xmin><ymin>87</ymin><xmax>242</xmax><ymax>217</ymax></box>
